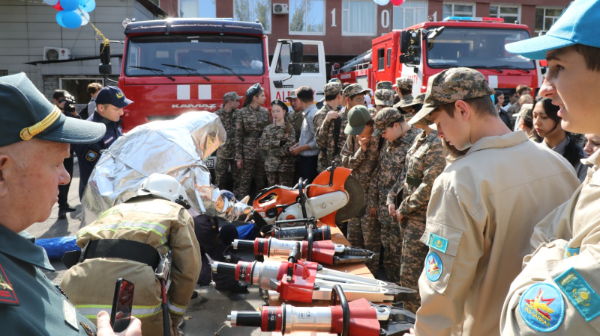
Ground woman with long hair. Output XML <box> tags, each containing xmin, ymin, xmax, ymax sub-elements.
<box><xmin>259</xmin><ymin>100</ymin><xmax>296</xmax><ymax>187</ymax></box>
<box><xmin>234</xmin><ymin>83</ymin><xmax>271</xmax><ymax>199</ymax></box>
<box><xmin>533</xmin><ymin>97</ymin><xmax>587</xmax><ymax>181</ymax></box>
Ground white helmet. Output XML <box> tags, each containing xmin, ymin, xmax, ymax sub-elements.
<box><xmin>137</xmin><ymin>173</ymin><xmax>188</xmax><ymax>204</ymax></box>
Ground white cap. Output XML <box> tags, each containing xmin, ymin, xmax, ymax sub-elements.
<box><xmin>137</xmin><ymin>173</ymin><xmax>188</xmax><ymax>203</ymax></box>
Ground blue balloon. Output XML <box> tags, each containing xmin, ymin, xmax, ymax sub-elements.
<box><xmin>56</xmin><ymin>10</ymin><xmax>82</xmax><ymax>29</ymax></box>
<box><xmin>59</xmin><ymin>0</ymin><xmax>79</xmax><ymax>11</ymax></box>
<box><xmin>80</xmin><ymin>0</ymin><xmax>95</xmax><ymax>12</ymax></box>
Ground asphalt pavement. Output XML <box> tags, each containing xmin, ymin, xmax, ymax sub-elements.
<box><xmin>29</xmin><ymin>162</ymin><xmax>267</xmax><ymax>336</ymax></box>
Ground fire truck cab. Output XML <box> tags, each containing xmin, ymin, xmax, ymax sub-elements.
<box><xmin>332</xmin><ymin>17</ymin><xmax>540</xmax><ymax>98</ymax></box>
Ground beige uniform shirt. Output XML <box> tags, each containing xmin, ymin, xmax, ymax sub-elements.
<box><xmin>415</xmin><ymin>131</ymin><xmax>580</xmax><ymax>336</ymax></box>
<box><xmin>501</xmin><ymin>151</ymin><xmax>600</xmax><ymax>335</ymax></box>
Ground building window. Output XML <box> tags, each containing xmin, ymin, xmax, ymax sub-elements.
<box><xmin>289</xmin><ymin>0</ymin><xmax>325</xmax><ymax>35</ymax></box>
<box><xmin>179</xmin><ymin>0</ymin><xmax>216</xmax><ymax>18</ymax></box>
<box><xmin>443</xmin><ymin>3</ymin><xmax>475</xmax><ymax>19</ymax></box>
<box><xmin>234</xmin><ymin>0</ymin><xmax>272</xmax><ymax>33</ymax></box>
<box><xmin>393</xmin><ymin>1</ymin><xmax>427</xmax><ymax>29</ymax></box>
<box><xmin>535</xmin><ymin>7</ymin><xmax>564</xmax><ymax>34</ymax></box>
<box><xmin>490</xmin><ymin>5</ymin><xmax>520</xmax><ymax>24</ymax></box>
<box><xmin>342</xmin><ymin>0</ymin><xmax>377</xmax><ymax>36</ymax></box>
<box><xmin>59</xmin><ymin>78</ymin><xmax>104</xmax><ymax>105</ymax></box>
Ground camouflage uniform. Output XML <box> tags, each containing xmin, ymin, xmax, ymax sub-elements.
<box><xmin>313</xmin><ymin>83</ymin><xmax>346</xmax><ymax>172</ymax></box>
<box><xmin>386</xmin><ymin>130</ymin><xmax>446</xmax><ymax>313</ymax></box>
<box><xmin>393</xmin><ymin>78</ymin><xmax>414</xmax><ymax>118</ymax></box>
<box><xmin>368</xmin><ymin>82</ymin><xmax>395</xmax><ymax>118</ymax></box>
<box><xmin>368</xmin><ymin>108</ymin><xmax>421</xmax><ymax>283</ymax></box>
<box><xmin>341</xmin><ymin>132</ymin><xmax>381</xmax><ymax>272</ymax></box>
<box><xmin>506</xmin><ymin>103</ymin><xmax>521</xmax><ymax>129</ymax></box>
<box><xmin>259</xmin><ymin>123</ymin><xmax>296</xmax><ymax>187</ymax></box>
<box><xmin>234</xmin><ymin>104</ymin><xmax>271</xmax><ymax>199</ymax></box>
<box><xmin>215</xmin><ymin>92</ymin><xmax>242</xmax><ymax>191</ymax></box>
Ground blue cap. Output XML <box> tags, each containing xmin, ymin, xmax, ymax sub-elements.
<box><xmin>505</xmin><ymin>0</ymin><xmax>600</xmax><ymax>60</ymax></box>
<box><xmin>0</xmin><ymin>73</ymin><xmax>106</xmax><ymax>147</ymax></box>
<box><xmin>95</xmin><ymin>86</ymin><xmax>133</xmax><ymax>108</ymax></box>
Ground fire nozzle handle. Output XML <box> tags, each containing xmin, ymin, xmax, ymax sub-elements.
<box><xmin>215</xmin><ymin>262</ymin><xmax>237</xmax><ymax>276</ymax></box>
<box><xmin>234</xmin><ymin>239</ymin><xmax>255</xmax><ymax>251</ymax></box>
<box><xmin>229</xmin><ymin>311</ymin><xmax>262</xmax><ymax>327</ymax></box>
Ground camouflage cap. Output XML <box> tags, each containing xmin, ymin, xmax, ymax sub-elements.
<box><xmin>376</xmin><ymin>81</ymin><xmax>393</xmax><ymax>90</ymax></box>
<box><xmin>404</xmin><ymin>93</ymin><xmax>425</xmax><ymax>108</ymax></box>
<box><xmin>519</xmin><ymin>103</ymin><xmax>534</xmax><ymax>123</ymax></box>
<box><xmin>374</xmin><ymin>107</ymin><xmax>403</xmax><ymax>134</ymax></box>
<box><xmin>343</xmin><ymin>83</ymin><xmax>369</xmax><ymax>98</ymax></box>
<box><xmin>409</xmin><ymin>67</ymin><xmax>495</xmax><ymax>125</ymax></box>
<box><xmin>344</xmin><ymin>105</ymin><xmax>372</xmax><ymax>135</ymax></box>
<box><xmin>324</xmin><ymin>82</ymin><xmax>342</xmax><ymax>97</ymax></box>
<box><xmin>286</xmin><ymin>91</ymin><xmax>298</xmax><ymax>99</ymax></box>
<box><xmin>329</xmin><ymin>78</ymin><xmax>342</xmax><ymax>84</ymax></box>
<box><xmin>223</xmin><ymin>91</ymin><xmax>243</xmax><ymax>102</ymax></box>
<box><xmin>374</xmin><ymin>89</ymin><xmax>395</xmax><ymax>107</ymax></box>
<box><xmin>397</xmin><ymin>94</ymin><xmax>414</xmax><ymax>108</ymax></box>
<box><xmin>395</xmin><ymin>78</ymin><xmax>413</xmax><ymax>90</ymax></box>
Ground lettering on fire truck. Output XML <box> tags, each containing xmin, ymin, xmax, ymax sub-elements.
<box><xmin>172</xmin><ymin>104</ymin><xmax>217</xmax><ymax>109</ymax></box>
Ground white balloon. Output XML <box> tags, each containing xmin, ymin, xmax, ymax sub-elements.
<box><xmin>78</xmin><ymin>6</ymin><xmax>90</xmax><ymax>26</ymax></box>
<box><xmin>373</xmin><ymin>0</ymin><xmax>390</xmax><ymax>5</ymax></box>
<box><xmin>43</xmin><ymin>0</ymin><xmax>59</xmax><ymax>6</ymax></box>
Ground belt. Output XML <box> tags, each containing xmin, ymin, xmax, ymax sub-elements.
<box><xmin>406</xmin><ymin>175</ymin><xmax>422</xmax><ymax>188</ymax></box>
<box><xmin>62</xmin><ymin>239</ymin><xmax>161</xmax><ymax>270</ymax></box>
<box><xmin>243</xmin><ymin>131</ymin><xmax>262</xmax><ymax>138</ymax></box>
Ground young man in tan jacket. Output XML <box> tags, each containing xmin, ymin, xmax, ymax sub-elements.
<box><xmin>406</xmin><ymin>68</ymin><xmax>580</xmax><ymax>336</ymax></box>
<box><xmin>500</xmin><ymin>1</ymin><xmax>600</xmax><ymax>334</ymax></box>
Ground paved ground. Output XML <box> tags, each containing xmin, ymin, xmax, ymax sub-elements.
<box><xmin>29</xmin><ymin>162</ymin><xmax>266</xmax><ymax>336</ymax></box>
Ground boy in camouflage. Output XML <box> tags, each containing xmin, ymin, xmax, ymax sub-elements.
<box><xmin>340</xmin><ymin>105</ymin><xmax>381</xmax><ymax>272</ymax></box>
<box><xmin>285</xmin><ymin>91</ymin><xmax>304</xmax><ymax>143</ymax></box>
<box><xmin>312</xmin><ymin>82</ymin><xmax>346</xmax><ymax>172</ymax></box>
<box><xmin>386</xmin><ymin>94</ymin><xmax>447</xmax><ymax>313</ymax></box>
<box><xmin>393</xmin><ymin>78</ymin><xmax>414</xmax><ymax>118</ymax></box>
<box><xmin>368</xmin><ymin>107</ymin><xmax>421</xmax><ymax>283</ymax></box>
<box><xmin>215</xmin><ymin>91</ymin><xmax>242</xmax><ymax>191</ymax></box>
<box><xmin>370</xmin><ymin>81</ymin><xmax>395</xmax><ymax>117</ymax></box>
<box><xmin>260</xmin><ymin>100</ymin><xmax>296</xmax><ymax>187</ymax></box>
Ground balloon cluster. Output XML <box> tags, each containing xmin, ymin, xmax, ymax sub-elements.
<box><xmin>43</xmin><ymin>0</ymin><xmax>96</xmax><ymax>29</ymax></box>
<box><xmin>373</xmin><ymin>0</ymin><xmax>404</xmax><ymax>5</ymax></box>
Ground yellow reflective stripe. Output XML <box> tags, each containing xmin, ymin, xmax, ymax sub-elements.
<box><xmin>167</xmin><ymin>300</ymin><xmax>187</xmax><ymax>315</ymax></box>
<box><xmin>76</xmin><ymin>304</ymin><xmax>162</xmax><ymax>319</ymax></box>
<box><xmin>78</xmin><ymin>221</ymin><xmax>168</xmax><ymax>243</ymax></box>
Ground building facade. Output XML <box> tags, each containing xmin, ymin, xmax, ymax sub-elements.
<box><xmin>178</xmin><ymin>0</ymin><xmax>571</xmax><ymax>58</ymax></box>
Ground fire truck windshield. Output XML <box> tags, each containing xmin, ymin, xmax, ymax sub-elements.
<box><xmin>125</xmin><ymin>34</ymin><xmax>265</xmax><ymax>77</ymax></box>
<box><xmin>426</xmin><ymin>28</ymin><xmax>534</xmax><ymax>70</ymax></box>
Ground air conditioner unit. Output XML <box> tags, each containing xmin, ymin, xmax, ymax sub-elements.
<box><xmin>273</xmin><ymin>3</ymin><xmax>288</xmax><ymax>15</ymax></box>
<box><xmin>43</xmin><ymin>47</ymin><xmax>72</xmax><ymax>61</ymax></box>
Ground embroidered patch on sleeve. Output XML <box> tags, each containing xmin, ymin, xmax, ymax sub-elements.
<box><xmin>519</xmin><ymin>283</ymin><xmax>564</xmax><ymax>332</ymax></box>
<box><xmin>0</xmin><ymin>263</ymin><xmax>19</xmax><ymax>306</ymax></box>
<box><xmin>554</xmin><ymin>267</ymin><xmax>600</xmax><ymax>322</ymax></box>
<box><xmin>425</xmin><ymin>251</ymin><xmax>443</xmax><ymax>282</ymax></box>
<box><xmin>427</xmin><ymin>233</ymin><xmax>448</xmax><ymax>253</ymax></box>
<box><xmin>85</xmin><ymin>150</ymin><xmax>99</xmax><ymax>162</ymax></box>
<box><xmin>564</xmin><ymin>246</ymin><xmax>580</xmax><ymax>259</ymax></box>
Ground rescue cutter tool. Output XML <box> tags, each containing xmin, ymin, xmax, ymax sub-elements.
<box><xmin>227</xmin><ymin>284</ymin><xmax>415</xmax><ymax>336</ymax></box>
<box><xmin>233</xmin><ymin>236</ymin><xmax>376</xmax><ymax>265</ymax></box>
<box><xmin>253</xmin><ymin>164</ymin><xmax>365</xmax><ymax>229</ymax></box>
<box><xmin>211</xmin><ymin>242</ymin><xmax>413</xmax><ymax>303</ymax></box>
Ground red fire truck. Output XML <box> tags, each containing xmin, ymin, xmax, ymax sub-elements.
<box><xmin>114</xmin><ymin>18</ymin><xmax>326</xmax><ymax>132</ymax></box>
<box><xmin>331</xmin><ymin>17</ymin><xmax>543</xmax><ymax>98</ymax></box>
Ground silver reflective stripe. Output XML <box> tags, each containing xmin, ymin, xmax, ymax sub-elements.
<box><xmin>168</xmin><ymin>300</ymin><xmax>187</xmax><ymax>315</ymax></box>
<box><xmin>78</xmin><ymin>221</ymin><xmax>168</xmax><ymax>239</ymax></box>
<box><xmin>76</xmin><ymin>305</ymin><xmax>162</xmax><ymax>319</ymax></box>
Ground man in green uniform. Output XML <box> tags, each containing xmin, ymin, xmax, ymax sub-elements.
<box><xmin>341</xmin><ymin>105</ymin><xmax>381</xmax><ymax>272</ymax></box>
<box><xmin>312</xmin><ymin>82</ymin><xmax>345</xmax><ymax>172</ymax></box>
<box><xmin>0</xmin><ymin>73</ymin><xmax>141</xmax><ymax>335</ymax></box>
<box><xmin>393</xmin><ymin>78</ymin><xmax>414</xmax><ymax>118</ymax></box>
<box><xmin>215</xmin><ymin>91</ymin><xmax>242</xmax><ymax>191</ymax></box>
<box><xmin>368</xmin><ymin>107</ymin><xmax>420</xmax><ymax>283</ymax></box>
<box><xmin>370</xmin><ymin>81</ymin><xmax>395</xmax><ymax>117</ymax></box>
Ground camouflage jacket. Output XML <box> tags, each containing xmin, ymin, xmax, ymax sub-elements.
<box><xmin>386</xmin><ymin>130</ymin><xmax>446</xmax><ymax>221</ymax></box>
<box><xmin>368</xmin><ymin>127</ymin><xmax>421</xmax><ymax>208</ymax></box>
<box><xmin>235</xmin><ymin>104</ymin><xmax>271</xmax><ymax>161</ymax></box>
<box><xmin>215</xmin><ymin>108</ymin><xmax>238</xmax><ymax>160</ymax></box>
<box><xmin>368</xmin><ymin>107</ymin><xmax>378</xmax><ymax>118</ymax></box>
<box><xmin>341</xmin><ymin>133</ymin><xmax>381</xmax><ymax>192</ymax></box>
<box><xmin>506</xmin><ymin>103</ymin><xmax>521</xmax><ymax>128</ymax></box>
<box><xmin>313</xmin><ymin>103</ymin><xmax>348</xmax><ymax>172</ymax></box>
<box><xmin>287</xmin><ymin>110</ymin><xmax>304</xmax><ymax>143</ymax></box>
<box><xmin>259</xmin><ymin>123</ymin><xmax>296</xmax><ymax>172</ymax></box>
